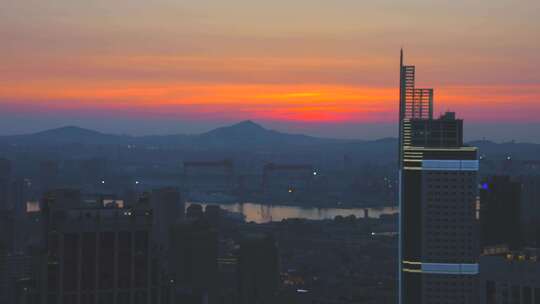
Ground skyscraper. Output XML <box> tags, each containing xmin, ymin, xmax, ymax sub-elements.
<box><xmin>237</xmin><ymin>233</ymin><xmax>280</xmax><ymax>304</ymax></box>
<box><xmin>479</xmin><ymin>176</ymin><xmax>522</xmax><ymax>250</ymax></box>
<box><xmin>37</xmin><ymin>190</ymin><xmax>159</xmax><ymax>304</ymax></box>
<box><xmin>0</xmin><ymin>158</ymin><xmax>12</xmax><ymax>211</ymax></box>
<box><xmin>170</xmin><ymin>218</ymin><xmax>218</xmax><ymax>304</ymax></box>
<box><xmin>398</xmin><ymin>50</ymin><xmax>480</xmax><ymax>304</ymax></box>
<box><xmin>519</xmin><ymin>175</ymin><xmax>540</xmax><ymax>248</ymax></box>
<box><xmin>151</xmin><ymin>187</ymin><xmax>184</xmax><ymax>253</ymax></box>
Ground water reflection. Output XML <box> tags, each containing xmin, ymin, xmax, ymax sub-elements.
<box><xmin>186</xmin><ymin>202</ymin><xmax>398</xmax><ymax>224</ymax></box>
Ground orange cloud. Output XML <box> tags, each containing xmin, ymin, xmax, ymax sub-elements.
<box><xmin>1</xmin><ymin>80</ymin><xmax>539</xmax><ymax>124</ymax></box>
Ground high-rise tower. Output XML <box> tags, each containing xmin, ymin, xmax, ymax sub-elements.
<box><xmin>398</xmin><ymin>50</ymin><xmax>480</xmax><ymax>304</ymax></box>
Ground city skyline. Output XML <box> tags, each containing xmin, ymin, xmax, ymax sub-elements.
<box><xmin>1</xmin><ymin>0</ymin><xmax>539</xmax><ymax>141</ymax></box>
<box><xmin>1</xmin><ymin>2</ymin><xmax>539</xmax><ymax>303</ymax></box>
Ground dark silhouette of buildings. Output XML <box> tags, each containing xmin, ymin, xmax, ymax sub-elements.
<box><xmin>10</xmin><ymin>178</ymin><xmax>35</xmax><ymax>252</ymax></box>
<box><xmin>186</xmin><ymin>203</ymin><xmax>204</xmax><ymax>220</ymax></box>
<box><xmin>170</xmin><ymin>218</ymin><xmax>218</xmax><ymax>304</ymax></box>
<box><xmin>183</xmin><ymin>160</ymin><xmax>235</xmax><ymax>194</ymax></box>
<box><xmin>36</xmin><ymin>189</ymin><xmax>161</xmax><ymax>304</ymax></box>
<box><xmin>0</xmin><ymin>249</ymin><xmax>35</xmax><ymax>304</ymax></box>
<box><xmin>480</xmin><ymin>176</ymin><xmax>522</xmax><ymax>250</ymax></box>
<box><xmin>0</xmin><ymin>240</ymin><xmax>7</xmax><ymax>303</ymax></box>
<box><xmin>519</xmin><ymin>175</ymin><xmax>540</xmax><ymax>248</ymax></box>
<box><xmin>151</xmin><ymin>187</ymin><xmax>184</xmax><ymax>248</ymax></box>
<box><xmin>1</xmin><ymin>185</ymin><xmax>224</xmax><ymax>304</ymax></box>
<box><xmin>237</xmin><ymin>233</ymin><xmax>279</xmax><ymax>304</ymax></box>
<box><xmin>0</xmin><ymin>158</ymin><xmax>12</xmax><ymax>211</ymax></box>
<box><xmin>479</xmin><ymin>248</ymin><xmax>540</xmax><ymax>304</ymax></box>
<box><xmin>262</xmin><ymin>163</ymin><xmax>314</xmax><ymax>202</ymax></box>
<box><xmin>38</xmin><ymin>161</ymin><xmax>59</xmax><ymax>192</ymax></box>
<box><xmin>398</xmin><ymin>50</ymin><xmax>480</xmax><ymax>304</ymax></box>
<box><xmin>204</xmin><ymin>205</ymin><xmax>222</xmax><ymax>227</ymax></box>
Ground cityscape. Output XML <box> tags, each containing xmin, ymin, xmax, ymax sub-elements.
<box><xmin>1</xmin><ymin>1</ymin><xmax>540</xmax><ymax>304</ymax></box>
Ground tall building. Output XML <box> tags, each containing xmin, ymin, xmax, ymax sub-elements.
<box><xmin>237</xmin><ymin>233</ymin><xmax>280</xmax><ymax>304</ymax></box>
<box><xmin>479</xmin><ymin>176</ymin><xmax>522</xmax><ymax>250</ymax></box>
<box><xmin>519</xmin><ymin>175</ymin><xmax>540</xmax><ymax>247</ymax></box>
<box><xmin>151</xmin><ymin>187</ymin><xmax>185</xmax><ymax>296</ymax></box>
<box><xmin>0</xmin><ymin>241</ymin><xmax>7</xmax><ymax>303</ymax></box>
<box><xmin>0</xmin><ymin>158</ymin><xmax>12</xmax><ymax>210</ymax></box>
<box><xmin>37</xmin><ymin>189</ymin><xmax>161</xmax><ymax>304</ymax></box>
<box><xmin>398</xmin><ymin>50</ymin><xmax>480</xmax><ymax>304</ymax></box>
<box><xmin>170</xmin><ymin>218</ymin><xmax>218</xmax><ymax>304</ymax></box>
<box><xmin>151</xmin><ymin>187</ymin><xmax>184</xmax><ymax>249</ymax></box>
<box><xmin>10</xmin><ymin>178</ymin><xmax>35</xmax><ymax>252</ymax></box>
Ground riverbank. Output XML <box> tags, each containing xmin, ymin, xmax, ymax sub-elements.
<box><xmin>186</xmin><ymin>201</ymin><xmax>398</xmax><ymax>223</ymax></box>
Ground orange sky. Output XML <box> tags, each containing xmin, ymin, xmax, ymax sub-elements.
<box><xmin>0</xmin><ymin>0</ymin><xmax>539</xmax><ymax>139</ymax></box>
<box><xmin>2</xmin><ymin>81</ymin><xmax>538</xmax><ymax>123</ymax></box>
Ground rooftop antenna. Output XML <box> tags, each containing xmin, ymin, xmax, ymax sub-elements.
<box><xmin>400</xmin><ymin>48</ymin><xmax>403</xmax><ymax>68</ymax></box>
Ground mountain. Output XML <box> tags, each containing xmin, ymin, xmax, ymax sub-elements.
<box><xmin>195</xmin><ymin>120</ymin><xmax>341</xmax><ymax>149</ymax></box>
<box><xmin>0</xmin><ymin>126</ymin><xmax>131</xmax><ymax>145</ymax></box>
<box><xmin>0</xmin><ymin>121</ymin><xmax>340</xmax><ymax>149</ymax></box>
<box><xmin>0</xmin><ymin>122</ymin><xmax>539</xmax><ymax>160</ymax></box>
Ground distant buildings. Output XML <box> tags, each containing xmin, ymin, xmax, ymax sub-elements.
<box><xmin>38</xmin><ymin>160</ymin><xmax>59</xmax><ymax>192</ymax></box>
<box><xmin>479</xmin><ymin>248</ymin><xmax>540</xmax><ymax>304</ymax></box>
<box><xmin>480</xmin><ymin>176</ymin><xmax>522</xmax><ymax>250</ymax></box>
<box><xmin>184</xmin><ymin>160</ymin><xmax>235</xmax><ymax>195</ymax></box>
<box><xmin>262</xmin><ymin>163</ymin><xmax>314</xmax><ymax>202</ymax></box>
<box><xmin>182</xmin><ymin>160</ymin><xmax>321</xmax><ymax>204</ymax></box>
<box><xmin>398</xmin><ymin>50</ymin><xmax>480</xmax><ymax>304</ymax></box>
<box><xmin>0</xmin><ymin>158</ymin><xmax>12</xmax><ymax>210</ymax></box>
<box><xmin>519</xmin><ymin>175</ymin><xmax>540</xmax><ymax>248</ymax></box>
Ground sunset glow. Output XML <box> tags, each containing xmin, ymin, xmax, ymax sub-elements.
<box><xmin>1</xmin><ymin>0</ymin><xmax>539</xmax><ymax>139</ymax></box>
<box><xmin>2</xmin><ymin>83</ymin><xmax>538</xmax><ymax>124</ymax></box>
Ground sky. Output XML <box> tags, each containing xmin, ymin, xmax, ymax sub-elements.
<box><xmin>1</xmin><ymin>0</ymin><xmax>539</xmax><ymax>141</ymax></box>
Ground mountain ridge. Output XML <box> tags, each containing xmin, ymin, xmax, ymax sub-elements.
<box><xmin>0</xmin><ymin>121</ymin><xmax>539</xmax><ymax>160</ymax></box>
